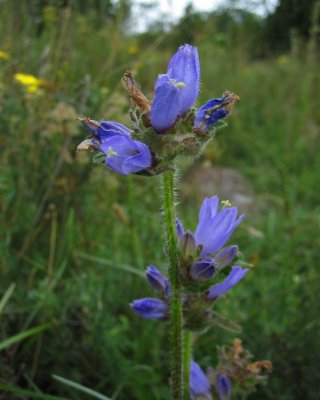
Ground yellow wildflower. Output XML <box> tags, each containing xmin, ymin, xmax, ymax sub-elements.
<box><xmin>128</xmin><ymin>45</ymin><xmax>138</xmax><ymax>55</ymax></box>
<box><xmin>14</xmin><ymin>73</ymin><xmax>46</xmax><ymax>93</ymax></box>
<box><xmin>0</xmin><ymin>50</ymin><xmax>10</xmax><ymax>60</ymax></box>
<box><xmin>277</xmin><ymin>55</ymin><xmax>288</xmax><ymax>65</ymax></box>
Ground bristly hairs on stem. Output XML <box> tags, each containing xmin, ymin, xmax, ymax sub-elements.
<box><xmin>161</xmin><ymin>163</ymin><xmax>183</xmax><ymax>400</ymax></box>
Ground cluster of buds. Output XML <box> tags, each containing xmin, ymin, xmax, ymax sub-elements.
<box><xmin>189</xmin><ymin>339</ymin><xmax>272</xmax><ymax>399</ymax></box>
<box><xmin>131</xmin><ymin>196</ymin><xmax>249</xmax><ymax>331</ymax></box>
<box><xmin>77</xmin><ymin>45</ymin><xmax>239</xmax><ymax>176</ymax></box>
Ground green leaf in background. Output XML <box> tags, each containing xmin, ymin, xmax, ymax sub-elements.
<box><xmin>0</xmin><ymin>383</ymin><xmax>71</xmax><ymax>400</ymax></box>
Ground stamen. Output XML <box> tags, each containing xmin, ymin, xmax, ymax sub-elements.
<box><xmin>175</xmin><ymin>82</ymin><xmax>185</xmax><ymax>89</ymax></box>
<box><xmin>221</xmin><ymin>200</ymin><xmax>232</xmax><ymax>207</ymax></box>
<box><xmin>106</xmin><ymin>146</ymin><xmax>118</xmax><ymax>158</ymax></box>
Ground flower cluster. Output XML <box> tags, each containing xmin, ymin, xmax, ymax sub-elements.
<box><xmin>131</xmin><ymin>196</ymin><xmax>248</xmax><ymax>330</ymax></box>
<box><xmin>189</xmin><ymin>339</ymin><xmax>272</xmax><ymax>399</ymax></box>
<box><xmin>77</xmin><ymin>45</ymin><xmax>239</xmax><ymax>176</ymax></box>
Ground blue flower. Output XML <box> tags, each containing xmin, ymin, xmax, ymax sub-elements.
<box><xmin>194</xmin><ymin>92</ymin><xmax>240</xmax><ymax>133</ymax></box>
<box><xmin>190</xmin><ymin>360</ymin><xmax>212</xmax><ymax>399</ymax></box>
<box><xmin>146</xmin><ymin>265</ymin><xmax>169</xmax><ymax>293</ymax></box>
<box><xmin>190</xmin><ymin>258</ymin><xmax>216</xmax><ymax>281</ymax></box>
<box><xmin>167</xmin><ymin>44</ymin><xmax>200</xmax><ymax>114</ymax></box>
<box><xmin>150</xmin><ymin>45</ymin><xmax>200</xmax><ymax>132</ymax></box>
<box><xmin>99</xmin><ymin>134</ymin><xmax>152</xmax><ymax>175</ymax></box>
<box><xmin>207</xmin><ymin>266</ymin><xmax>248</xmax><ymax>300</ymax></box>
<box><xmin>80</xmin><ymin>118</ymin><xmax>152</xmax><ymax>175</ymax></box>
<box><xmin>194</xmin><ymin>196</ymin><xmax>244</xmax><ymax>257</ymax></box>
<box><xmin>216</xmin><ymin>374</ymin><xmax>231</xmax><ymax>400</ymax></box>
<box><xmin>130</xmin><ymin>298</ymin><xmax>168</xmax><ymax>319</ymax></box>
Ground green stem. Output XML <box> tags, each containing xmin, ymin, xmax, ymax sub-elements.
<box><xmin>183</xmin><ymin>330</ymin><xmax>192</xmax><ymax>400</ymax></box>
<box><xmin>162</xmin><ymin>167</ymin><xmax>183</xmax><ymax>400</ymax></box>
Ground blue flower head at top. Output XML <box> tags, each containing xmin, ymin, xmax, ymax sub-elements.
<box><xmin>78</xmin><ymin>44</ymin><xmax>240</xmax><ymax>175</ymax></box>
<box><xmin>150</xmin><ymin>44</ymin><xmax>200</xmax><ymax>132</ymax></box>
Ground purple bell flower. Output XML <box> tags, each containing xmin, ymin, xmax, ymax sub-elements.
<box><xmin>194</xmin><ymin>196</ymin><xmax>244</xmax><ymax>257</ymax></box>
<box><xmin>167</xmin><ymin>44</ymin><xmax>200</xmax><ymax>114</ymax></box>
<box><xmin>130</xmin><ymin>298</ymin><xmax>168</xmax><ymax>319</ymax></box>
<box><xmin>215</xmin><ymin>245</ymin><xmax>238</xmax><ymax>269</ymax></box>
<box><xmin>190</xmin><ymin>258</ymin><xmax>216</xmax><ymax>281</ymax></box>
<box><xmin>146</xmin><ymin>265</ymin><xmax>169</xmax><ymax>293</ymax></box>
<box><xmin>190</xmin><ymin>360</ymin><xmax>212</xmax><ymax>399</ymax></box>
<box><xmin>150</xmin><ymin>45</ymin><xmax>200</xmax><ymax>132</ymax></box>
<box><xmin>100</xmin><ymin>134</ymin><xmax>152</xmax><ymax>175</ymax></box>
<box><xmin>207</xmin><ymin>266</ymin><xmax>248</xmax><ymax>300</ymax></box>
<box><xmin>216</xmin><ymin>374</ymin><xmax>231</xmax><ymax>400</ymax></box>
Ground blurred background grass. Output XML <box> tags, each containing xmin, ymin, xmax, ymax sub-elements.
<box><xmin>0</xmin><ymin>0</ymin><xmax>319</xmax><ymax>399</ymax></box>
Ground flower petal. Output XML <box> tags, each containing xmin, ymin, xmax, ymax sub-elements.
<box><xmin>190</xmin><ymin>360</ymin><xmax>211</xmax><ymax>399</ymax></box>
<box><xmin>207</xmin><ymin>266</ymin><xmax>248</xmax><ymax>300</ymax></box>
<box><xmin>150</xmin><ymin>74</ymin><xmax>183</xmax><ymax>132</ymax></box>
<box><xmin>100</xmin><ymin>135</ymin><xmax>152</xmax><ymax>175</ymax></box>
<box><xmin>167</xmin><ymin>44</ymin><xmax>200</xmax><ymax>114</ymax></box>
<box><xmin>194</xmin><ymin>198</ymin><xmax>244</xmax><ymax>256</ymax></box>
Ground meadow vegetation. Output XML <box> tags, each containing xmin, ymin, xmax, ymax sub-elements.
<box><xmin>0</xmin><ymin>1</ymin><xmax>319</xmax><ymax>399</ymax></box>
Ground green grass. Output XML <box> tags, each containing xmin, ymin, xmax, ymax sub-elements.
<box><xmin>1</xmin><ymin>2</ymin><xmax>320</xmax><ymax>399</ymax></box>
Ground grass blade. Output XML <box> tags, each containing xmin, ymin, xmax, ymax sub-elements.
<box><xmin>75</xmin><ymin>251</ymin><xmax>145</xmax><ymax>278</ymax></box>
<box><xmin>0</xmin><ymin>323</ymin><xmax>51</xmax><ymax>351</ymax></box>
<box><xmin>0</xmin><ymin>283</ymin><xmax>15</xmax><ymax>315</ymax></box>
<box><xmin>0</xmin><ymin>383</ymin><xmax>71</xmax><ymax>400</ymax></box>
<box><xmin>52</xmin><ymin>374</ymin><xmax>112</xmax><ymax>400</ymax></box>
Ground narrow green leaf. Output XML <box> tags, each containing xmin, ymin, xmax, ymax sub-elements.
<box><xmin>0</xmin><ymin>323</ymin><xmax>51</xmax><ymax>351</ymax></box>
<box><xmin>52</xmin><ymin>375</ymin><xmax>112</xmax><ymax>400</ymax></box>
<box><xmin>75</xmin><ymin>251</ymin><xmax>145</xmax><ymax>278</ymax></box>
<box><xmin>0</xmin><ymin>283</ymin><xmax>15</xmax><ymax>315</ymax></box>
<box><xmin>0</xmin><ymin>383</ymin><xmax>71</xmax><ymax>400</ymax></box>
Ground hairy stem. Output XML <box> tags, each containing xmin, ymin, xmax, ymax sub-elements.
<box><xmin>162</xmin><ymin>167</ymin><xmax>183</xmax><ymax>400</ymax></box>
<box><xmin>183</xmin><ymin>330</ymin><xmax>192</xmax><ymax>400</ymax></box>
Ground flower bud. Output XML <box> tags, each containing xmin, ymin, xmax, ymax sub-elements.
<box><xmin>215</xmin><ymin>245</ymin><xmax>238</xmax><ymax>269</ymax></box>
<box><xmin>146</xmin><ymin>266</ymin><xmax>169</xmax><ymax>293</ymax></box>
<box><xmin>130</xmin><ymin>298</ymin><xmax>168</xmax><ymax>319</ymax></box>
<box><xmin>180</xmin><ymin>230</ymin><xmax>197</xmax><ymax>260</ymax></box>
<box><xmin>216</xmin><ymin>374</ymin><xmax>231</xmax><ymax>400</ymax></box>
<box><xmin>191</xmin><ymin>258</ymin><xmax>216</xmax><ymax>281</ymax></box>
<box><xmin>176</xmin><ymin>218</ymin><xmax>184</xmax><ymax>240</ymax></box>
<box><xmin>194</xmin><ymin>92</ymin><xmax>240</xmax><ymax>133</ymax></box>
